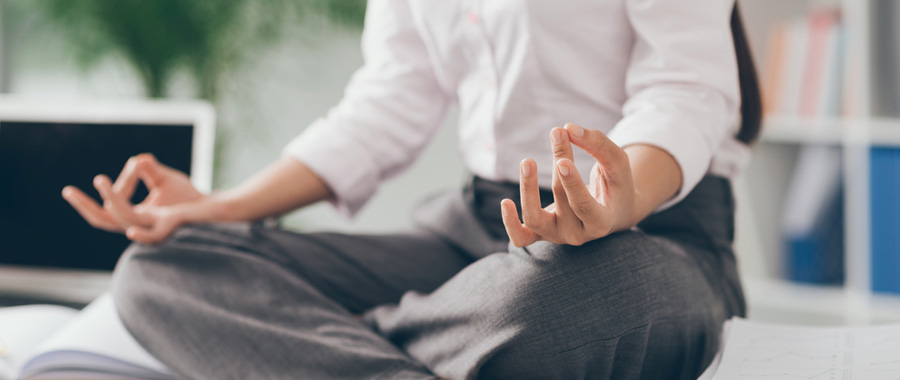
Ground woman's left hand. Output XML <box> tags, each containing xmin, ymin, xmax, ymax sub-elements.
<box><xmin>500</xmin><ymin>123</ymin><xmax>638</xmax><ymax>247</ymax></box>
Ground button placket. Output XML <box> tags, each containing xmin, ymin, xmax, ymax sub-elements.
<box><xmin>463</xmin><ymin>0</ymin><xmax>501</xmax><ymax>164</ymax></box>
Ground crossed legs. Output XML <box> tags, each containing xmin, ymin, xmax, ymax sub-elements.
<box><xmin>113</xmin><ymin>220</ymin><xmax>727</xmax><ymax>380</ymax></box>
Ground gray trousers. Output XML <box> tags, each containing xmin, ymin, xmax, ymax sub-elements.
<box><xmin>111</xmin><ymin>176</ymin><xmax>745</xmax><ymax>380</ymax></box>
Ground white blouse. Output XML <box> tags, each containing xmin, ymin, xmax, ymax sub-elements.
<box><xmin>283</xmin><ymin>0</ymin><xmax>750</xmax><ymax>217</ymax></box>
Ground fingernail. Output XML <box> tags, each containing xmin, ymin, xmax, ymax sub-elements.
<box><xmin>521</xmin><ymin>160</ymin><xmax>532</xmax><ymax>177</ymax></box>
<box><xmin>558</xmin><ymin>162</ymin><xmax>570</xmax><ymax>177</ymax></box>
<box><xmin>501</xmin><ymin>202</ymin><xmax>508</xmax><ymax>217</ymax></box>
<box><xmin>61</xmin><ymin>187</ymin><xmax>72</xmax><ymax>198</ymax></box>
<box><xmin>550</xmin><ymin>129</ymin><xmax>561</xmax><ymax>144</ymax></box>
<box><xmin>565</xmin><ymin>123</ymin><xmax>584</xmax><ymax>138</ymax></box>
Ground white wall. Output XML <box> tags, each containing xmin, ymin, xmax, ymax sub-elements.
<box><xmin>206</xmin><ymin>28</ymin><xmax>466</xmax><ymax>233</ymax></box>
<box><xmin>5</xmin><ymin>24</ymin><xmax>465</xmax><ymax>234</ymax></box>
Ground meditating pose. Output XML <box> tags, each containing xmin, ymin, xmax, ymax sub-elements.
<box><xmin>62</xmin><ymin>0</ymin><xmax>761</xmax><ymax>378</ymax></box>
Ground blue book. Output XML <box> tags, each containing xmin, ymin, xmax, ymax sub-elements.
<box><xmin>785</xmin><ymin>185</ymin><xmax>844</xmax><ymax>284</ymax></box>
<box><xmin>782</xmin><ymin>146</ymin><xmax>844</xmax><ymax>285</ymax></box>
<box><xmin>871</xmin><ymin>147</ymin><xmax>900</xmax><ymax>294</ymax></box>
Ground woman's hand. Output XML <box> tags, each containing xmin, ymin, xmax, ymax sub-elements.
<box><xmin>500</xmin><ymin>123</ymin><xmax>639</xmax><ymax>247</ymax></box>
<box><xmin>62</xmin><ymin>153</ymin><xmax>208</xmax><ymax>244</ymax></box>
<box><xmin>63</xmin><ymin>154</ymin><xmax>335</xmax><ymax>244</ymax></box>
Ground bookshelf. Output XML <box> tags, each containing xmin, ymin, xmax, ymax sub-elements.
<box><xmin>762</xmin><ymin>117</ymin><xmax>900</xmax><ymax>146</ymax></box>
<box><xmin>737</xmin><ymin>0</ymin><xmax>900</xmax><ymax>325</ymax></box>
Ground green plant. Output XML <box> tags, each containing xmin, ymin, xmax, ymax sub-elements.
<box><xmin>21</xmin><ymin>0</ymin><xmax>366</xmax><ymax>100</ymax></box>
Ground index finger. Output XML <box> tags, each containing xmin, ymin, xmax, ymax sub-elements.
<box><xmin>112</xmin><ymin>156</ymin><xmax>140</xmax><ymax>199</ymax></box>
<box><xmin>551</xmin><ymin>126</ymin><xmax>575</xmax><ymax>164</ymax></box>
<box><xmin>564</xmin><ymin>123</ymin><xmax>628</xmax><ymax>176</ymax></box>
<box><xmin>133</xmin><ymin>153</ymin><xmax>167</xmax><ymax>189</ymax></box>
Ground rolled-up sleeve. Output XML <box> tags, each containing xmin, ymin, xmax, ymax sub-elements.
<box><xmin>607</xmin><ymin>0</ymin><xmax>741</xmax><ymax>211</ymax></box>
<box><xmin>282</xmin><ymin>0</ymin><xmax>450</xmax><ymax>217</ymax></box>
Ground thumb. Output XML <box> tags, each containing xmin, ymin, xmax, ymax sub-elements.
<box><xmin>126</xmin><ymin>209</ymin><xmax>182</xmax><ymax>244</ymax></box>
<box><xmin>563</xmin><ymin>123</ymin><xmax>629</xmax><ymax>178</ymax></box>
<box><xmin>126</xmin><ymin>223</ymin><xmax>173</xmax><ymax>245</ymax></box>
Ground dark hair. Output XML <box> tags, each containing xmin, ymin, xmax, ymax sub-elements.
<box><xmin>730</xmin><ymin>4</ymin><xmax>762</xmax><ymax>145</ymax></box>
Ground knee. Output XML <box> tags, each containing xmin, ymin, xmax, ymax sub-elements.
<box><xmin>111</xmin><ymin>223</ymin><xmax>282</xmax><ymax>324</ymax></box>
<box><xmin>110</xmin><ymin>226</ymin><xmax>218</xmax><ymax>326</ymax></box>
<box><xmin>112</xmin><ymin>223</ymin><xmax>252</xmax><ymax>293</ymax></box>
<box><xmin>506</xmin><ymin>231</ymin><xmax>705</xmax><ymax>322</ymax></box>
<box><xmin>112</xmin><ymin>226</ymin><xmax>188</xmax><ymax>290</ymax></box>
<box><xmin>110</xmin><ymin>238</ymin><xmax>182</xmax><ymax>329</ymax></box>
<box><xmin>480</xmin><ymin>232</ymin><xmax>719</xmax><ymax>372</ymax></box>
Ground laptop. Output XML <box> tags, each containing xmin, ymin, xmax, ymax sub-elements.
<box><xmin>0</xmin><ymin>96</ymin><xmax>215</xmax><ymax>304</ymax></box>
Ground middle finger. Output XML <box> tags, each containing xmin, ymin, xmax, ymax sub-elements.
<box><xmin>550</xmin><ymin>127</ymin><xmax>584</xmax><ymax>241</ymax></box>
<box><xmin>94</xmin><ymin>175</ymin><xmax>153</xmax><ymax>227</ymax></box>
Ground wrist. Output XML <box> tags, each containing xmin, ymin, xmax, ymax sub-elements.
<box><xmin>621</xmin><ymin>144</ymin><xmax>682</xmax><ymax>229</ymax></box>
<box><xmin>204</xmin><ymin>191</ymin><xmax>239</xmax><ymax>222</ymax></box>
<box><xmin>161</xmin><ymin>196</ymin><xmax>213</xmax><ymax>226</ymax></box>
<box><xmin>613</xmin><ymin>188</ymin><xmax>644</xmax><ymax>233</ymax></box>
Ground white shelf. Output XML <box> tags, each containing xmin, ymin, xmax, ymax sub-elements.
<box><xmin>761</xmin><ymin>116</ymin><xmax>900</xmax><ymax>146</ymax></box>
<box><xmin>744</xmin><ymin>277</ymin><xmax>900</xmax><ymax>325</ymax></box>
<box><xmin>738</xmin><ymin>0</ymin><xmax>900</xmax><ymax>327</ymax></box>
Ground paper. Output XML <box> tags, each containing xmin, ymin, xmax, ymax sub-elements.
<box><xmin>710</xmin><ymin>318</ymin><xmax>900</xmax><ymax>380</ymax></box>
<box><xmin>20</xmin><ymin>294</ymin><xmax>172</xmax><ymax>379</ymax></box>
<box><xmin>0</xmin><ymin>305</ymin><xmax>77</xmax><ymax>380</ymax></box>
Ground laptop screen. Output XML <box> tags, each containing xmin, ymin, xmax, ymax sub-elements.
<box><xmin>0</xmin><ymin>121</ymin><xmax>194</xmax><ymax>271</ymax></box>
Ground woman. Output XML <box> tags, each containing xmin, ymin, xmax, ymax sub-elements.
<box><xmin>62</xmin><ymin>0</ymin><xmax>761</xmax><ymax>378</ymax></box>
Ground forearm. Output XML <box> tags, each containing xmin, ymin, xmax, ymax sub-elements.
<box><xmin>193</xmin><ymin>157</ymin><xmax>333</xmax><ymax>223</ymax></box>
<box><xmin>621</xmin><ymin>144</ymin><xmax>683</xmax><ymax>228</ymax></box>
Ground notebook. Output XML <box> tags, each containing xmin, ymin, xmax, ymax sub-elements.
<box><xmin>0</xmin><ymin>294</ymin><xmax>174</xmax><ymax>380</ymax></box>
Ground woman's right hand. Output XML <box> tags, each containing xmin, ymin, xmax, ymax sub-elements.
<box><xmin>62</xmin><ymin>153</ymin><xmax>208</xmax><ymax>243</ymax></box>
<box><xmin>64</xmin><ymin>154</ymin><xmax>335</xmax><ymax>244</ymax></box>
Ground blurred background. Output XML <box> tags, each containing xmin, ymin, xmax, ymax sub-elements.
<box><xmin>2</xmin><ymin>0</ymin><xmax>900</xmax><ymax>326</ymax></box>
<box><xmin>0</xmin><ymin>0</ymin><xmax>466</xmax><ymax>235</ymax></box>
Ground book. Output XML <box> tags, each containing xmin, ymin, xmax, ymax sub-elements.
<box><xmin>871</xmin><ymin>147</ymin><xmax>900</xmax><ymax>295</ymax></box>
<box><xmin>0</xmin><ymin>294</ymin><xmax>174</xmax><ymax>380</ymax></box>
<box><xmin>817</xmin><ymin>21</ymin><xmax>844</xmax><ymax>117</ymax></box>
<box><xmin>763</xmin><ymin>23</ymin><xmax>789</xmax><ymax>115</ymax></box>
<box><xmin>799</xmin><ymin>10</ymin><xmax>838</xmax><ymax>117</ymax></box>
<box><xmin>780</xmin><ymin>145</ymin><xmax>844</xmax><ymax>284</ymax></box>
<box><xmin>762</xmin><ymin>9</ymin><xmax>846</xmax><ymax>119</ymax></box>
<box><xmin>699</xmin><ymin>317</ymin><xmax>900</xmax><ymax>379</ymax></box>
<box><xmin>873</xmin><ymin>0</ymin><xmax>900</xmax><ymax>116</ymax></box>
<box><xmin>781</xmin><ymin>18</ymin><xmax>809</xmax><ymax>116</ymax></box>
